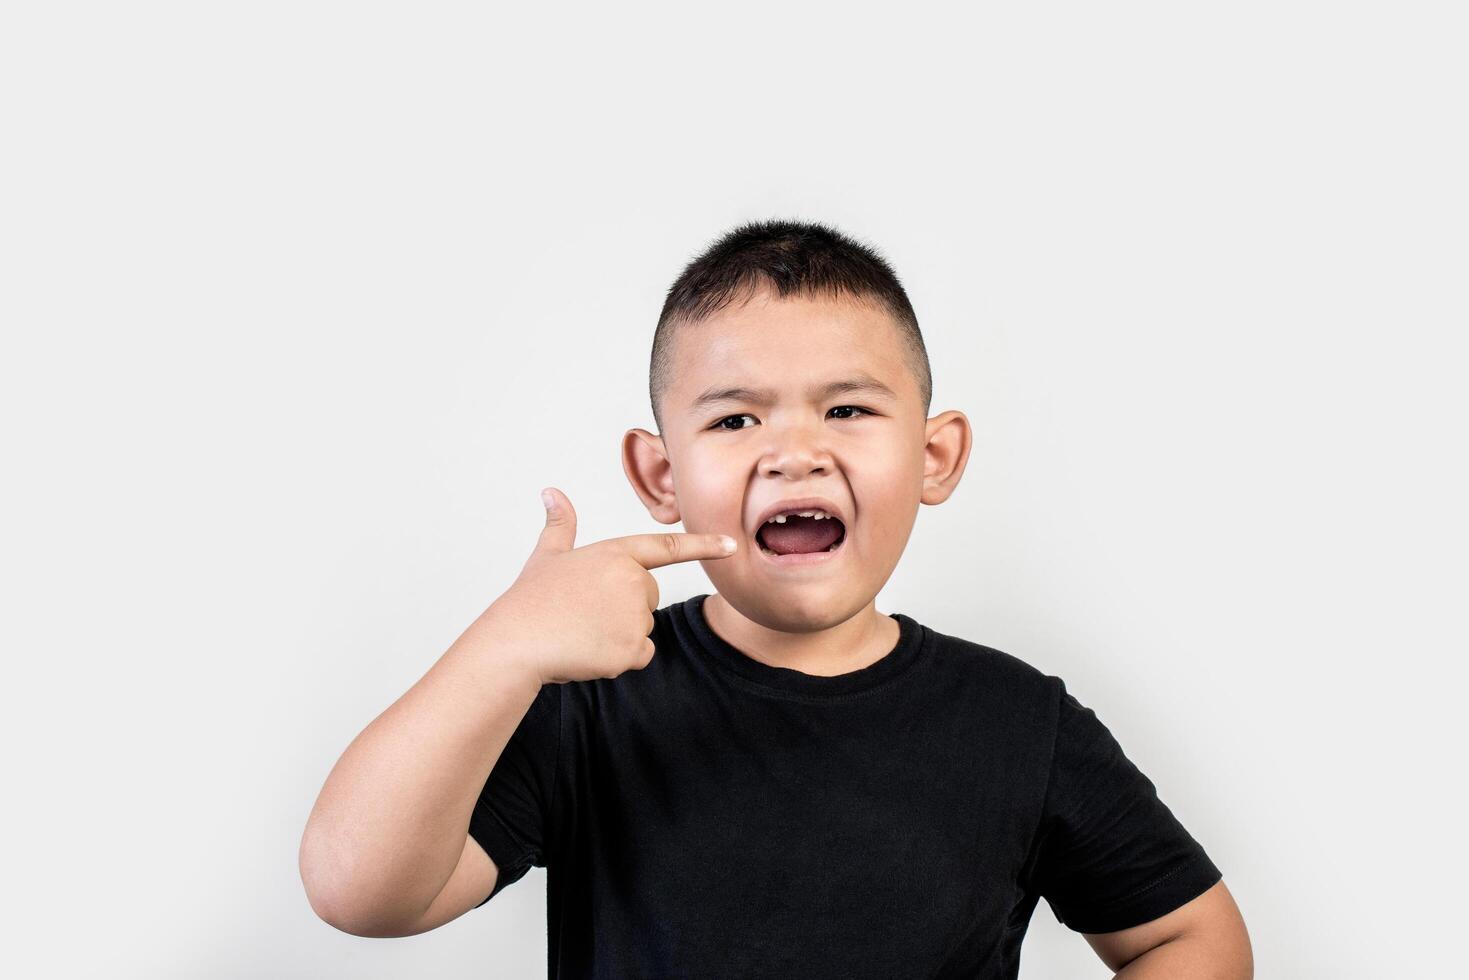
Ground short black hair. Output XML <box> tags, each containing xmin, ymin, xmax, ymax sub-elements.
<box><xmin>649</xmin><ymin>218</ymin><xmax>933</xmax><ymax>433</ymax></box>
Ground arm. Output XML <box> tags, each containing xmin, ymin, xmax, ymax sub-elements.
<box><xmin>298</xmin><ymin>606</ymin><xmax>543</xmax><ymax>937</ymax></box>
<box><xmin>1084</xmin><ymin>879</ymin><xmax>1253</xmax><ymax>980</ymax></box>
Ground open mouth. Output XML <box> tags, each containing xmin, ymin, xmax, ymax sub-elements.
<box><xmin>754</xmin><ymin>513</ymin><xmax>848</xmax><ymax>562</ymax></box>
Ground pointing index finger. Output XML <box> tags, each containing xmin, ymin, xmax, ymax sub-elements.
<box><xmin>604</xmin><ymin>531</ymin><xmax>740</xmax><ymax>569</ymax></box>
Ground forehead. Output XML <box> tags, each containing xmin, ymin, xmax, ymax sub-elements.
<box><xmin>667</xmin><ymin>289</ymin><xmax>911</xmax><ymax>408</ymax></box>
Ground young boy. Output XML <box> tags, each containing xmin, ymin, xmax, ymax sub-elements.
<box><xmin>300</xmin><ymin>220</ymin><xmax>1252</xmax><ymax>978</ymax></box>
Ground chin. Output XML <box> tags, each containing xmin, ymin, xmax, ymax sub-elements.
<box><xmin>721</xmin><ymin>583</ymin><xmax>873</xmax><ymax>633</ymax></box>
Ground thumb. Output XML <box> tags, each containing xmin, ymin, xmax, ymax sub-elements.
<box><xmin>534</xmin><ymin>486</ymin><xmax>577</xmax><ymax>555</ymax></box>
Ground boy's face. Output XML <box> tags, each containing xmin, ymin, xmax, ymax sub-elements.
<box><xmin>623</xmin><ymin>286</ymin><xmax>971</xmax><ymax>632</ymax></box>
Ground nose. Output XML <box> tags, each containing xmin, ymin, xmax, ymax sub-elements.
<box><xmin>756</xmin><ymin>420</ymin><xmax>833</xmax><ymax>480</ymax></box>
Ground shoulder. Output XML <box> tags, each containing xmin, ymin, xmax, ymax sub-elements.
<box><xmin>918</xmin><ymin>618</ymin><xmax>1056</xmax><ymax>688</ymax></box>
<box><xmin>916</xmin><ymin>619</ymin><xmax>1064</xmax><ymax>719</ymax></box>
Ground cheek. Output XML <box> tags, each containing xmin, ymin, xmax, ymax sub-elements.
<box><xmin>846</xmin><ymin>446</ymin><xmax>921</xmax><ymax>538</ymax></box>
<box><xmin>675</xmin><ymin>452</ymin><xmax>744</xmax><ymax>520</ymax></box>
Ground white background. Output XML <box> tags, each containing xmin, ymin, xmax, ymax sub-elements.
<box><xmin>3</xmin><ymin>2</ymin><xmax>1464</xmax><ymax>977</ymax></box>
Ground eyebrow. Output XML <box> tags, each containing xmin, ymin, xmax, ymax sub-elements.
<box><xmin>687</xmin><ymin>374</ymin><xmax>899</xmax><ymax>414</ymax></box>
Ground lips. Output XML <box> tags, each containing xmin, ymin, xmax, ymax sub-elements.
<box><xmin>746</xmin><ymin>493</ymin><xmax>852</xmax><ymax>555</ymax></box>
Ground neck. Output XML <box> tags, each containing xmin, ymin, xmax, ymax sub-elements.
<box><xmin>702</xmin><ymin>592</ymin><xmax>901</xmax><ymax>677</ymax></box>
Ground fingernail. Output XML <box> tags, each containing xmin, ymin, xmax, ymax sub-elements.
<box><xmin>541</xmin><ymin>489</ymin><xmax>554</xmax><ymax>510</ymax></box>
<box><xmin>720</xmin><ymin>535</ymin><xmax>737</xmax><ymax>552</ymax></box>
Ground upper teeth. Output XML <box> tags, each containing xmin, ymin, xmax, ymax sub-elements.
<box><xmin>765</xmin><ymin>509</ymin><xmax>835</xmax><ymax>524</ymax></box>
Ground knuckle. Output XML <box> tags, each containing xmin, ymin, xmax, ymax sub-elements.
<box><xmin>603</xmin><ymin>553</ymin><xmax>633</xmax><ymax>582</ymax></box>
<box><xmin>618</xmin><ymin>563</ymin><xmax>645</xmax><ymax>590</ymax></box>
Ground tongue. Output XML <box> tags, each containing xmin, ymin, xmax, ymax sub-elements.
<box><xmin>758</xmin><ymin>515</ymin><xmax>845</xmax><ymax>555</ymax></box>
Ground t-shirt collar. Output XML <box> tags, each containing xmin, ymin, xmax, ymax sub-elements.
<box><xmin>674</xmin><ymin>593</ymin><xmax>927</xmax><ymax>699</ymax></box>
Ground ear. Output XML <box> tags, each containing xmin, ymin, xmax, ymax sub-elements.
<box><xmin>921</xmin><ymin>410</ymin><xmax>973</xmax><ymax>505</ymax></box>
<box><xmin>622</xmin><ymin>427</ymin><xmax>681</xmax><ymax>524</ymax></box>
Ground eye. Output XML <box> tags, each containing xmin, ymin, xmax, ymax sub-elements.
<box><xmin>828</xmin><ymin>405</ymin><xmax>872</xmax><ymax>420</ymax></box>
<box><xmin>708</xmin><ymin>406</ymin><xmax>873</xmax><ymax>431</ymax></box>
<box><xmin>712</xmin><ymin>414</ymin><xmax>757</xmax><ymax>431</ymax></box>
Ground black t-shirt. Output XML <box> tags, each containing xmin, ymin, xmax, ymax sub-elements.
<box><xmin>468</xmin><ymin>594</ymin><xmax>1221</xmax><ymax>979</ymax></box>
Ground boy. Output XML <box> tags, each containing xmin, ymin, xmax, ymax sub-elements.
<box><xmin>300</xmin><ymin>220</ymin><xmax>1252</xmax><ymax>978</ymax></box>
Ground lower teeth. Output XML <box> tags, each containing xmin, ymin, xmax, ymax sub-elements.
<box><xmin>759</xmin><ymin>539</ymin><xmax>844</xmax><ymax>556</ymax></box>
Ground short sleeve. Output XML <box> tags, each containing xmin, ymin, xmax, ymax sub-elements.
<box><xmin>467</xmin><ymin>681</ymin><xmax>562</xmax><ymax>907</ymax></box>
<box><xmin>1029</xmin><ymin>677</ymin><xmax>1222</xmax><ymax>933</ymax></box>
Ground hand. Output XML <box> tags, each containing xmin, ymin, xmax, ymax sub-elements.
<box><xmin>483</xmin><ymin>487</ymin><xmax>738</xmax><ymax>685</ymax></box>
